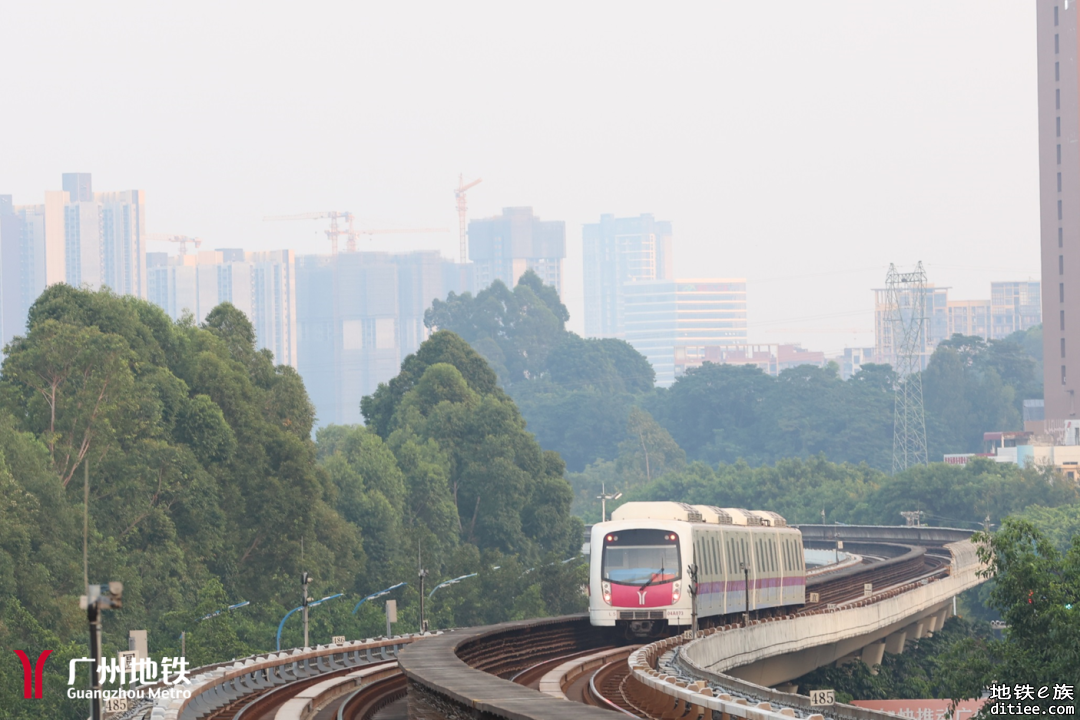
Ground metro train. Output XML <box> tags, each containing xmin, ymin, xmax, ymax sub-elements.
<box><xmin>589</xmin><ymin>502</ymin><xmax>806</xmax><ymax>636</ymax></box>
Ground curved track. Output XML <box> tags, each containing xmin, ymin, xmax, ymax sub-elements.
<box><xmin>203</xmin><ymin>663</ymin><xmax>406</xmax><ymax>720</ymax></box>
<box><xmin>164</xmin><ymin>528</ymin><xmax>968</xmax><ymax>720</ymax></box>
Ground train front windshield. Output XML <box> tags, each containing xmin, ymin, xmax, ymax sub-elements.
<box><xmin>601</xmin><ymin>529</ymin><xmax>680</xmax><ymax>585</ymax></box>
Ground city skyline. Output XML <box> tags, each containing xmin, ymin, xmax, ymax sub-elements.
<box><xmin>0</xmin><ymin>2</ymin><xmax>1041</xmax><ymax>355</ymax></box>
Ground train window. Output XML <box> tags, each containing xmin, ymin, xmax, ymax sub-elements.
<box><xmin>713</xmin><ymin>537</ymin><xmax>721</xmax><ymax>576</ymax></box>
<box><xmin>781</xmin><ymin>539</ymin><xmax>789</xmax><ymax>571</ymax></box>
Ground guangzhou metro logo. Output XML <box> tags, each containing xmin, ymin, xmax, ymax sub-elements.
<box><xmin>13</xmin><ymin>650</ymin><xmax>52</xmax><ymax>699</ymax></box>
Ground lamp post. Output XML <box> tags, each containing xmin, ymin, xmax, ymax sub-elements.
<box><xmin>428</xmin><ymin>573</ymin><xmax>478</xmax><ymax>601</ymax></box>
<box><xmin>184</xmin><ymin>601</ymin><xmax>249</xmax><ymax>657</ymax></box>
<box><xmin>80</xmin><ymin>582</ymin><xmax>123</xmax><ymax>720</ymax></box>
<box><xmin>596</xmin><ymin>482</ymin><xmax>622</xmax><ymax>522</ymax></box>
<box><xmin>300</xmin><ymin>572</ymin><xmax>311</xmax><ymax>648</ymax></box>
<box><xmin>276</xmin><ymin>593</ymin><xmax>343</xmax><ymax>651</ymax></box>
<box><xmin>352</xmin><ymin>582</ymin><xmax>407</xmax><ymax>615</ymax></box>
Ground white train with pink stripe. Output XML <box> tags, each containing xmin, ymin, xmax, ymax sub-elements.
<box><xmin>589</xmin><ymin>502</ymin><xmax>806</xmax><ymax>636</ymax></box>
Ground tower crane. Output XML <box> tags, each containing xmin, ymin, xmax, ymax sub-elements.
<box><xmin>264</xmin><ymin>211</ymin><xmax>354</xmax><ymax>255</ymax></box>
<box><xmin>145</xmin><ymin>233</ymin><xmax>203</xmax><ymax>255</ymax></box>
<box><xmin>265</xmin><ymin>212</ymin><xmax>449</xmax><ymax>254</ymax></box>
<box><xmin>342</xmin><ymin>215</ymin><xmax>448</xmax><ymax>252</ymax></box>
<box><xmin>455</xmin><ymin>175</ymin><xmax>482</xmax><ymax>263</ymax></box>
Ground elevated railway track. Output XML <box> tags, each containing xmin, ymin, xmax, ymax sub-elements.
<box><xmin>136</xmin><ymin>526</ymin><xmax>979</xmax><ymax>720</ymax></box>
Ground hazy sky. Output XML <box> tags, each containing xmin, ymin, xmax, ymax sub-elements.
<box><xmin>1</xmin><ymin>1</ymin><xmax>1040</xmax><ymax>352</ymax></box>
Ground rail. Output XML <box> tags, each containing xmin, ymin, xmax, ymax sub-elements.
<box><xmin>621</xmin><ymin>537</ymin><xmax>984</xmax><ymax>720</ymax></box>
<box><xmin>135</xmin><ymin>634</ymin><xmax>433</xmax><ymax>720</ymax></box>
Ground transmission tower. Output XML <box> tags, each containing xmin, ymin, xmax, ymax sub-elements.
<box><xmin>886</xmin><ymin>262</ymin><xmax>929</xmax><ymax>472</ymax></box>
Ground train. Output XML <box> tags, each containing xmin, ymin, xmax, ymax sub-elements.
<box><xmin>589</xmin><ymin>502</ymin><xmax>806</xmax><ymax>636</ymax></box>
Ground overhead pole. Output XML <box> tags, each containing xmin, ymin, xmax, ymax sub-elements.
<box><xmin>886</xmin><ymin>262</ymin><xmax>930</xmax><ymax>473</ymax></box>
<box><xmin>455</xmin><ymin>175</ymin><xmax>482</xmax><ymax>264</ymax></box>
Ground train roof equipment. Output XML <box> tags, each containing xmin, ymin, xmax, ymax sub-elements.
<box><xmin>610</xmin><ymin>502</ymin><xmax>788</xmax><ymax>527</ymax></box>
<box><xmin>611</xmin><ymin>502</ymin><xmax>703</xmax><ymax>522</ymax></box>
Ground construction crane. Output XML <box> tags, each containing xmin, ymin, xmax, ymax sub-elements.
<box><xmin>266</xmin><ymin>212</ymin><xmax>447</xmax><ymax>254</ymax></box>
<box><xmin>342</xmin><ymin>217</ymin><xmax>449</xmax><ymax>252</ymax></box>
<box><xmin>145</xmin><ymin>233</ymin><xmax>203</xmax><ymax>255</ymax></box>
<box><xmin>264</xmin><ymin>211</ymin><xmax>355</xmax><ymax>255</ymax></box>
<box><xmin>455</xmin><ymin>175</ymin><xmax>482</xmax><ymax>263</ymax></box>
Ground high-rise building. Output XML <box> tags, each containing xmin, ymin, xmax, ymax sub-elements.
<box><xmin>146</xmin><ymin>249</ymin><xmax>297</xmax><ymax>367</ymax></box>
<box><xmin>391</xmin><ymin>251</ymin><xmax>474</xmax><ymax>359</ymax></box>
<box><xmin>0</xmin><ymin>196</ymin><xmax>21</xmax><ymax>351</ymax></box>
<box><xmin>62</xmin><ymin>173</ymin><xmax>93</xmax><ymax>203</ymax></box>
<box><xmin>0</xmin><ymin>190</ymin><xmax>64</xmax><ymax>352</ymax></box>
<box><xmin>873</xmin><ymin>285</ymin><xmax>949</xmax><ymax>369</ymax></box>
<box><xmin>946</xmin><ymin>300</ymin><xmax>992</xmax><ymax>339</ymax></box>
<box><xmin>1039</xmin><ymin>1</ymin><xmax>1080</xmax><ymax>420</ymax></box>
<box><xmin>991</xmin><ymin>281</ymin><xmax>1041</xmax><ymax>339</ymax></box>
<box><xmin>468</xmin><ymin>207</ymin><xmax>565</xmax><ymax>295</ymax></box>
<box><xmin>872</xmin><ymin>280</ymin><xmax>1042</xmax><ymax>364</ymax></box>
<box><xmin>582</xmin><ymin>213</ymin><xmax>673</xmax><ymax>338</ymax></box>
<box><xmin>0</xmin><ymin>174</ymin><xmax>145</xmax><ymax>333</ymax></box>
<box><xmin>295</xmin><ymin>251</ymin><xmax>472</xmax><ymax>428</ymax></box>
<box><xmin>623</xmin><ymin>279</ymin><xmax>747</xmax><ymax>386</ymax></box>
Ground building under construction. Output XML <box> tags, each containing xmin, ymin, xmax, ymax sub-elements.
<box><xmin>296</xmin><ymin>251</ymin><xmax>473</xmax><ymax>427</ymax></box>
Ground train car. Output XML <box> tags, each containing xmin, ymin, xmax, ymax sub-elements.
<box><xmin>589</xmin><ymin>501</ymin><xmax>805</xmax><ymax>635</ymax></box>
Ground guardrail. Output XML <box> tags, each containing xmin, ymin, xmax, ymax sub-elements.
<box><xmin>622</xmin><ymin>537</ymin><xmax>984</xmax><ymax>720</ymax></box>
<box><xmin>139</xmin><ymin>634</ymin><xmax>433</xmax><ymax>720</ymax></box>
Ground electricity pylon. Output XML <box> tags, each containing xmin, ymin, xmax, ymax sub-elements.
<box><xmin>887</xmin><ymin>262</ymin><xmax>929</xmax><ymax>473</ymax></box>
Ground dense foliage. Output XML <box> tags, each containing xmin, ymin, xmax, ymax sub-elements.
<box><xmin>428</xmin><ymin>270</ymin><xmax>1042</xmax><ymax>476</ymax></box>
<box><xmin>0</xmin><ymin>286</ymin><xmax>584</xmax><ymax>720</ymax></box>
<box><xmin>930</xmin><ymin>519</ymin><xmax>1080</xmax><ymax>716</ymax></box>
<box><xmin>603</xmin><ymin>456</ymin><xmax>1079</xmax><ymax>528</ymax></box>
<box><xmin>425</xmin><ymin>271</ymin><xmax>657</xmax><ymax>471</ymax></box>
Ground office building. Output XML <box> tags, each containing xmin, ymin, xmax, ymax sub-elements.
<box><xmin>582</xmin><ymin>213</ymin><xmax>673</xmax><ymax>338</ymax></box>
<box><xmin>1039</xmin><ymin>1</ymin><xmax>1080</xmax><ymax>421</ymax></box>
<box><xmin>146</xmin><ymin>249</ymin><xmax>297</xmax><ymax>368</ymax></box>
<box><xmin>623</xmin><ymin>279</ymin><xmax>747</xmax><ymax>386</ymax></box>
<box><xmin>295</xmin><ymin>251</ymin><xmax>472</xmax><ymax>427</ymax></box>
<box><xmin>468</xmin><ymin>207</ymin><xmax>565</xmax><ymax>295</ymax></box>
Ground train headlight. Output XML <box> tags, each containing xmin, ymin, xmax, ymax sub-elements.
<box><xmin>602</xmin><ymin>581</ymin><xmax>612</xmax><ymax>605</ymax></box>
<box><xmin>671</xmin><ymin>580</ymin><xmax>681</xmax><ymax>603</ymax></box>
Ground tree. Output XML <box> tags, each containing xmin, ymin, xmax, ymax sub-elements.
<box><xmin>423</xmin><ymin>271</ymin><xmax>569</xmax><ymax>387</ymax></box>
<box><xmin>2</xmin><ymin>319</ymin><xmax>137</xmax><ymax>486</ymax></box>
<box><xmin>617</xmin><ymin>407</ymin><xmax>686</xmax><ymax>486</ymax></box>
<box><xmin>362</xmin><ymin>331</ymin><xmax>506</xmax><ymax>438</ymax></box>
<box><xmin>938</xmin><ymin>520</ymin><xmax>1080</xmax><ymax>714</ymax></box>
